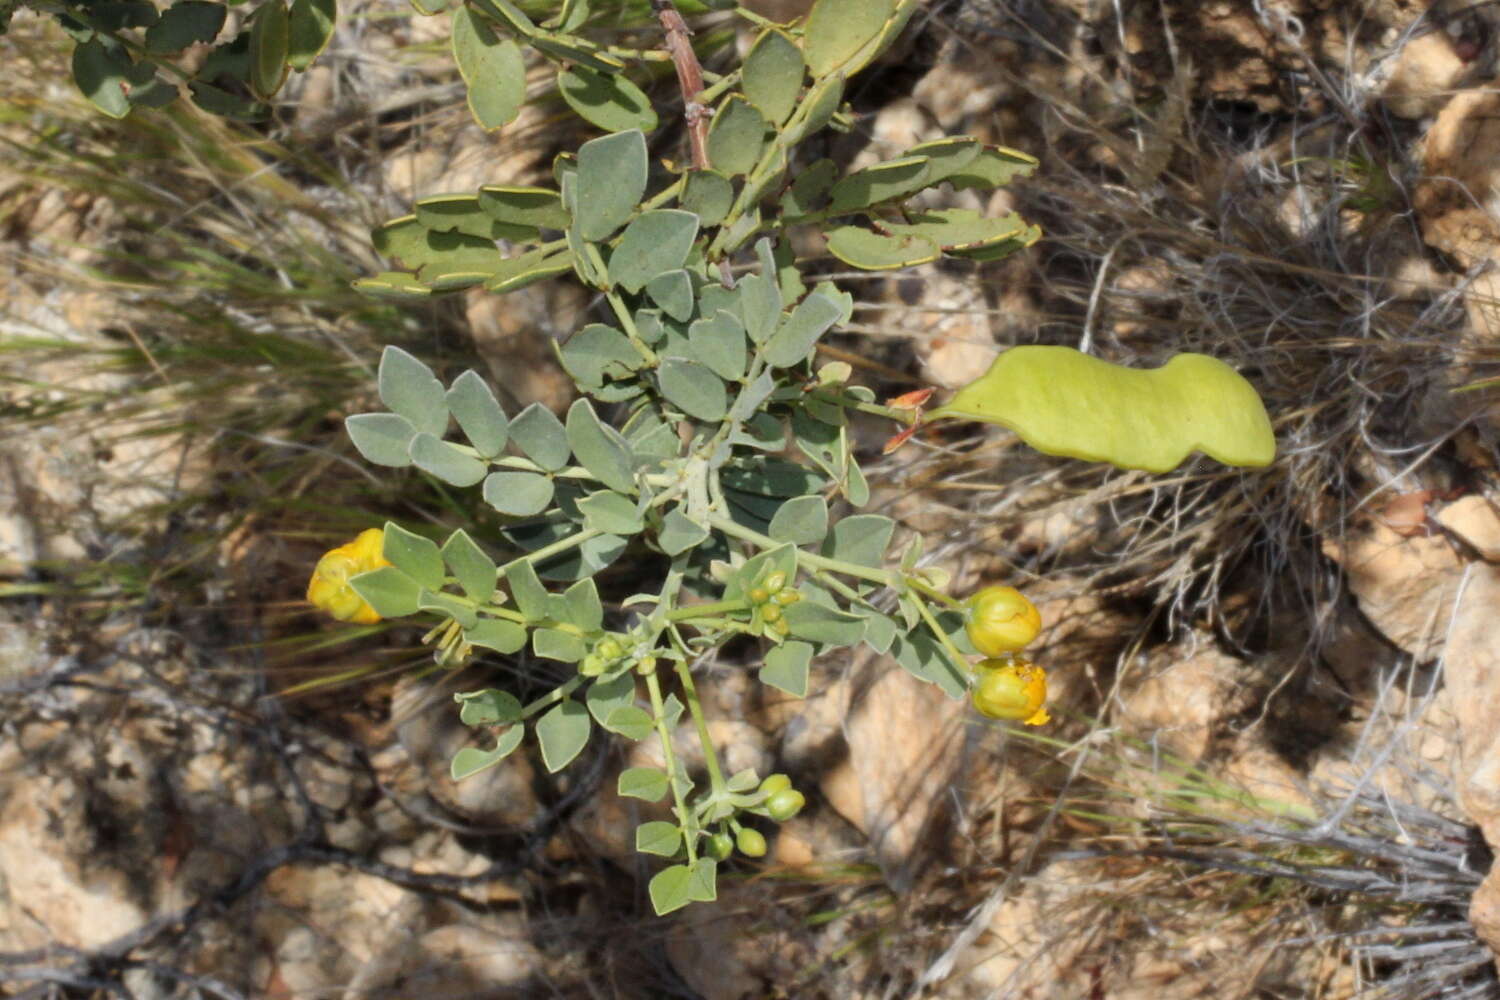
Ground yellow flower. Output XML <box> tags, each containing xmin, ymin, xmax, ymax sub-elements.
<box><xmin>971</xmin><ymin>655</ymin><xmax>1050</xmax><ymax>726</ymax></box>
<box><xmin>307</xmin><ymin>528</ymin><xmax>391</xmax><ymax>625</ymax></box>
<box><xmin>964</xmin><ymin>585</ymin><xmax>1042</xmax><ymax>656</ymax></box>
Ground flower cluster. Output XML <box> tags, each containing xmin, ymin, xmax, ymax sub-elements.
<box><xmin>306</xmin><ymin>528</ymin><xmax>390</xmax><ymax>625</ymax></box>
<box><xmin>964</xmin><ymin>586</ymin><xmax>1050</xmax><ymax>726</ymax></box>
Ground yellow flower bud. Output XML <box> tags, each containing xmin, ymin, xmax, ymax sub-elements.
<box><xmin>307</xmin><ymin>528</ymin><xmax>391</xmax><ymax>625</ymax></box>
<box><xmin>971</xmin><ymin>656</ymin><xmax>1050</xmax><ymax>726</ymax></box>
<box><xmin>965</xmin><ymin>585</ymin><xmax>1042</xmax><ymax>656</ymax></box>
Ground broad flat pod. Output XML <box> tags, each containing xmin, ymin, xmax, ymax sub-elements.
<box><xmin>928</xmin><ymin>346</ymin><xmax>1275</xmax><ymax>473</ymax></box>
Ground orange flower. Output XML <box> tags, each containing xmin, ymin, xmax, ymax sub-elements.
<box><xmin>971</xmin><ymin>655</ymin><xmax>1050</xmax><ymax>726</ymax></box>
<box><xmin>307</xmin><ymin>528</ymin><xmax>391</xmax><ymax>625</ymax></box>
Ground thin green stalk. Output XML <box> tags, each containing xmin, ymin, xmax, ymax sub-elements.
<box><xmin>520</xmin><ymin>676</ymin><xmax>585</xmax><ymax>720</ymax></box>
<box><xmin>665</xmin><ymin>598</ymin><xmax>749</xmax><ymax>621</ymax></box>
<box><xmin>605</xmin><ymin>287</ymin><xmax>660</xmax><ymax>366</ymax></box>
<box><xmin>910</xmin><ymin>590</ymin><xmax>971</xmax><ymax>679</ymax></box>
<box><xmin>673</xmin><ymin>644</ymin><xmax>726</xmax><ymax>797</ymax></box>
<box><xmin>907</xmin><ymin>577</ymin><xmax>961</xmax><ymax>609</ymax></box>
<box><xmin>645</xmin><ymin>667</ymin><xmax>697</xmax><ymax>862</ymax></box>
<box><xmin>495</xmin><ymin>527</ymin><xmax>602</xmax><ymax>578</ymax></box>
<box><xmin>708</xmin><ymin>514</ymin><xmax>896</xmax><ymax>588</ymax></box>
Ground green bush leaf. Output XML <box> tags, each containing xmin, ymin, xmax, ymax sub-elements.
<box><xmin>637</xmin><ymin>821</ymin><xmax>682</xmax><ymax>857</ymax></box>
<box><xmin>559</xmin><ymin>323</ymin><xmax>640</xmax><ymax>394</ymax></box>
<box><xmin>345</xmin><ymin>412</ymin><xmax>416</xmax><ymax>467</ymax></box>
<box><xmin>604</xmin><ymin>705</ymin><xmax>653</xmax><ymax>741</ymax></box>
<box><xmin>465</xmin><ymin>619</ymin><xmax>527</xmax><ymax>653</ymax></box>
<box><xmin>442</xmin><ymin>529</ymin><xmax>497</xmax><ymax>602</ymax></box>
<box><xmin>446</xmin><ymin>370</ymin><xmax>508</xmax><ymax>457</ymax></box>
<box><xmin>450</xmin><ymin>724</ymin><xmax>523</xmax><ymax>780</ymax></box>
<box><xmin>352</xmin><ymin>272</ymin><xmax>433</xmax><ymax>301</ymax></box>
<box><xmin>416</xmin><ymin>193</ymin><xmax>535</xmax><ymax>241</ymax></box>
<box><xmin>658</xmin><ymin>359</ymin><xmax>728</xmax><ymax>422</ymax></box>
<box><xmin>456</xmin><ymin>688</ymin><xmax>523</xmax><ymax>725</ymax></box>
<box><xmin>509</xmin><ymin>402</ymin><xmax>571</xmax><ymax>471</ymax></box>
<box><xmin>768</xmin><ymin>495</ymin><xmax>828</xmax><ymax>546</ymax></box>
<box><xmin>562</xmin><ymin>577</ymin><xmax>603</xmax><ymax>631</ymax></box>
<box><xmin>478</xmin><ymin>186</ymin><xmax>570</xmax><ymax>230</ymax></box>
<box><xmin>860</xmin><ymin>610</ymin><xmax>898</xmax><ymax>654</ymax></box>
<box><xmin>146</xmin><ymin>1</ymin><xmax>225</xmax><ymax>52</ymax></box>
<box><xmin>892</xmin><ymin>629</ymin><xmax>966</xmax><ymax>698</ymax></box>
<box><xmin>558</xmin><ymin>64</ymin><xmax>659</xmax><ymax>133</ymax></box>
<box><xmin>707</xmin><ymin>96</ymin><xmax>767</xmax><ymax>176</ymax></box>
<box><xmin>452</xmin><ymin>5</ymin><xmax>525</xmax><ymax>130</ymax></box>
<box><xmin>566</xmin><ymin>399</ymin><xmax>636</xmax><ymax>493</ymax></box>
<box><xmin>536</xmin><ymin>699</ymin><xmax>591</xmax><ymax>772</ymax></box>
<box><xmin>646</xmin><ymin>270</ymin><xmax>695</xmax><ymax>322</ymax></box>
<box><xmin>761</xmin><ymin>640</ymin><xmax>813</xmax><ymax>697</ymax></box>
<box><xmin>743</xmin><ymin>28</ymin><xmax>803</xmax><ymax>125</ymax></box>
<box><xmin>578</xmin><ymin>491</ymin><xmax>644</xmax><ymax>535</ymax></box>
<box><xmin>377</xmin><ymin>346</ymin><xmax>448</xmax><ymax>437</ymax></box>
<box><xmin>688</xmin><ymin>310</ymin><xmax>747</xmax><ymax>381</ymax></box>
<box><xmin>483</xmin><ymin>471</ymin><xmax>554</xmax><ymax>517</ymax></box>
<box><xmin>763</xmin><ymin>290</ymin><xmax>843</xmax><ymax>368</ymax></box>
<box><xmin>803</xmin><ymin>0</ymin><xmax>891</xmax><ymax>74</ymax></box>
<box><xmin>682</xmin><ymin>169</ymin><xmax>734</xmax><ymax>227</ymax></box>
<box><xmin>619</xmin><ymin>766</ymin><xmax>669</xmax><ymax>802</ymax></box>
<box><xmin>825</xmin><ymin>226</ymin><xmax>940</xmax><ymax>270</ymax></box>
<box><xmin>505</xmin><ymin>559</ymin><xmax>551</xmax><ymax>619</ymax></box>
<box><xmin>575</xmin><ymin>129</ymin><xmax>647</xmax><ymax>241</ymax></box>
<box><xmin>781</xmin><ymin>75</ymin><xmax>842</xmax><ymax>147</ymax></box>
<box><xmin>421</xmin><ymin>590</ymin><xmax>475</xmax><ymax>631</ymax></box>
<box><xmin>286</xmin><ymin>0</ymin><xmax>336</xmax><ymax>70</ymax></box>
<box><xmin>72</xmin><ymin>39</ymin><xmax>134</xmax><ymax>119</ymax></box>
<box><xmin>409</xmin><ymin>433</ymin><xmax>487</xmax><ymax>486</ymax></box>
<box><xmin>783</xmin><ymin>601</ymin><xmax>864</xmax><ymax>646</ymax></box>
<box><xmin>928</xmin><ymin>347</ymin><xmax>1276</xmax><ymax>473</ymax></box>
<box><xmin>880</xmin><ymin>207</ymin><xmax>1027</xmax><ymax>253</ymax></box>
<box><xmin>381</xmin><ymin>522</ymin><xmax>444</xmax><ymax>590</ymax></box>
<box><xmin>821</xmin><ymin>513</ymin><xmax>893</xmax><ymax>568</ymax></box>
<box><xmin>659</xmin><ymin>509</ymin><xmax>709</xmax><ymax>556</ymax></box>
<box><xmin>249</xmin><ymin>0</ymin><xmax>290</xmax><ymax>98</ymax></box>
<box><xmin>608</xmin><ymin>210</ymin><xmax>700</xmax><ymax>294</ymax></box>
<box><xmin>349</xmin><ymin>566</ymin><xmax>422</xmax><ymax>618</ymax></box>
<box><xmin>534</xmin><ymin>627</ymin><xmax>587</xmax><ymax>662</ymax></box>
<box><xmin>947</xmin><ymin>144</ymin><xmax>1039</xmax><ymax>190</ymax></box>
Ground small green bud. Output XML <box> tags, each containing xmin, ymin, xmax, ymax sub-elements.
<box><xmin>766</xmin><ymin>788</ymin><xmax>805</xmax><ymax>822</ymax></box>
<box><xmin>773</xmin><ymin>588</ymin><xmax>801</xmax><ymax>605</ymax></box>
<box><xmin>636</xmin><ymin>656</ymin><xmax>657</xmax><ymax>676</ymax></box>
<box><xmin>761</xmin><ymin>603</ymin><xmax>783</xmax><ymax>624</ymax></box>
<box><xmin>749</xmin><ymin>587</ymin><xmax>770</xmax><ymax>605</ymax></box>
<box><xmin>580</xmin><ymin>653</ymin><xmax>605</xmax><ymax>677</ymax></box>
<box><xmin>708</xmin><ymin>831</ymin><xmax>734</xmax><ymax>861</ymax></box>
<box><xmin>771</xmin><ymin>618</ymin><xmax>790</xmax><ymax>638</ymax></box>
<box><xmin>764</xmin><ymin>571</ymin><xmax>787</xmax><ymax>593</ymax></box>
<box><xmin>597</xmin><ymin>637</ymin><xmax>623</xmax><ymax>660</ymax></box>
<box><xmin>736</xmin><ymin>827</ymin><xmax>767</xmax><ymax>858</ymax></box>
<box><xmin>759</xmin><ymin>773</ymin><xmax>792</xmax><ymax>796</ymax></box>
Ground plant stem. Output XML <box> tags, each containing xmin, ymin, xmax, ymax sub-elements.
<box><xmin>652</xmin><ymin>0</ymin><xmax>710</xmax><ymax>171</ymax></box>
<box><xmin>673</xmin><ymin>644</ymin><xmax>726</xmax><ymax>797</ymax></box>
<box><xmin>606</xmin><ymin>288</ymin><xmax>659</xmax><ymax>366</ymax></box>
<box><xmin>520</xmin><ymin>676</ymin><xmax>584</xmax><ymax>720</ymax></box>
<box><xmin>665</xmin><ymin>598</ymin><xmax>749</xmax><ymax>622</ymax></box>
<box><xmin>494</xmin><ymin>528</ymin><xmax>602</xmax><ymax>579</ymax></box>
<box><xmin>907</xmin><ymin>577</ymin><xmax>961</xmax><ymax>609</ymax></box>
<box><xmin>708</xmin><ymin>515</ymin><xmax>896</xmax><ymax>589</ymax></box>
<box><xmin>645</xmin><ymin>667</ymin><xmax>697</xmax><ymax>862</ymax></box>
<box><xmin>910</xmin><ymin>590</ymin><xmax>973</xmax><ymax>681</ymax></box>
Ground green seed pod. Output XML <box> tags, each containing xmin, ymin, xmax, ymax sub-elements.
<box><xmin>759</xmin><ymin>773</ymin><xmax>792</xmax><ymax>796</ymax></box>
<box><xmin>736</xmin><ymin>827</ymin><xmax>767</xmax><ymax>858</ymax></box>
<box><xmin>764</xmin><ymin>571</ymin><xmax>787</xmax><ymax>593</ymax></box>
<box><xmin>708</xmin><ymin>830</ymin><xmax>734</xmax><ymax>861</ymax></box>
<box><xmin>635</xmin><ymin>656</ymin><xmax>657</xmax><ymax>676</ymax></box>
<box><xmin>766</xmin><ymin>788</ymin><xmax>805</xmax><ymax>822</ymax></box>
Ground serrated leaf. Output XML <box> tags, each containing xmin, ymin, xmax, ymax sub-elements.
<box><xmin>927</xmin><ymin>347</ymin><xmax>1276</xmax><ymax>473</ymax></box>
<box><xmin>442</xmin><ymin>529</ymin><xmax>497</xmax><ymax>602</ymax></box>
<box><xmin>378</xmin><ymin>346</ymin><xmax>448</xmax><ymax>437</ymax></box>
<box><xmin>72</xmin><ymin>39</ymin><xmax>134</xmax><ymax>119</ymax></box>
<box><xmin>558</xmin><ymin>64</ymin><xmax>659</xmax><ymax>133</ymax></box>
<box><xmin>575</xmin><ymin>129</ymin><xmax>647</xmax><ymax>241</ymax></box>
<box><xmin>536</xmin><ymin>699</ymin><xmax>591</xmax><ymax>772</ymax></box>
<box><xmin>345</xmin><ymin>412</ymin><xmax>416</xmax><ymax>467</ymax></box>
<box><xmin>768</xmin><ymin>495</ymin><xmax>828</xmax><ymax>546</ymax></box>
<box><xmin>445</xmin><ymin>370</ymin><xmax>508</xmax><ymax>457</ymax></box>
<box><xmin>452</xmin><ymin>5</ymin><xmax>525</xmax><ymax>130</ymax></box>
<box><xmin>761</xmin><ymin>640</ymin><xmax>813</xmax><ymax>697</ymax></box>
<box><xmin>286</xmin><ymin>0</ymin><xmax>335</xmax><ymax>70</ymax></box>
<box><xmin>465</xmin><ymin>619</ymin><xmax>527</xmax><ymax>653</ymax></box>
<box><xmin>505</xmin><ymin>559</ymin><xmax>550</xmax><ymax>620</ymax></box>
<box><xmin>659</xmin><ymin>509</ymin><xmax>708</xmax><ymax>556</ymax></box>
<box><xmin>565</xmin><ymin>399</ymin><xmax>636</xmax><ymax>493</ymax></box>
<box><xmin>578</xmin><ymin>490</ymin><xmax>644</xmax><ymax>536</ymax></box>
<box><xmin>619</xmin><ymin>766</ymin><xmax>669</xmax><ymax>802</ymax></box>
<box><xmin>145</xmin><ymin>1</ymin><xmax>225</xmax><ymax>52</ymax></box>
<box><xmin>646</xmin><ymin>270</ymin><xmax>695</xmax><ymax>322</ymax></box>
<box><xmin>743</xmin><ymin>28</ymin><xmax>803</xmax><ymax>125</ymax></box>
<box><xmin>483</xmin><ymin>471</ymin><xmax>554</xmax><ymax>517</ymax></box>
<box><xmin>637</xmin><ymin>821</ymin><xmax>682</xmax><ymax>857</ymax></box>
<box><xmin>825</xmin><ymin>226</ymin><xmax>941</xmax><ymax>271</ymax></box>
<box><xmin>457</xmin><ymin>688</ymin><xmax>523</xmax><ymax>726</ymax></box>
<box><xmin>249</xmin><ymin>0</ymin><xmax>290</xmax><ymax>98</ymax></box>
<box><xmin>658</xmin><ymin>359</ymin><xmax>728</xmax><ymax>422</ymax></box>
<box><xmin>410</xmin><ymin>433</ymin><xmax>487</xmax><ymax>486</ymax></box>
<box><xmin>608</xmin><ymin>210</ymin><xmax>700</xmax><ymax>294</ymax></box>
<box><xmin>381</xmin><ymin>522</ymin><xmax>444</xmax><ymax>590</ymax></box>
<box><xmin>450</xmin><ymin>724</ymin><xmax>523</xmax><ymax>780</ymax></box>
<box><xmin>763</xmin><ymin>291</ymin><xmax>843</xmax><ymax>368</ymax></box>
<box><xmin>707</xmin><ymin>96</ymin><xmax>767</xmax><ymax>177</ymax></box>
<box><xmin>509</xmin><ymin>402</ymin><xmax>570</xmax><ymax>471</ymax></box>
<box><xmin>688</xmin><ymin>310</ymin><xmax>747</xmax><ymax>381</ymax></box>
<box><xmin>349</xmin><ymin>566</ymin><xmax>422</xmax><ymax>618</ymax></box>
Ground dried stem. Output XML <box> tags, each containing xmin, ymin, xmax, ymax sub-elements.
<box><xmin>652</xmin><ymin>0</ymin><xmax>709</xmax><ymax>171</ymax></box>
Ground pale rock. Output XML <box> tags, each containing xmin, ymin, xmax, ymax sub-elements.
<box><xmin>911</xmin><ymin>48</ymin><xmax>1011</xmax><ymax>132</ymax></box>
<box><xmin>664</xmin><ymin>893</ymin><xmax>764</xmax><ymax>1000</ymax></box>
<box><xmin>1321</xmin><ymin>519</ymin><xmax>1464</xmax><ymax>656</ymax></box>
<box><xmin>959</xmin><ymin>860</ymin><xmax>1096</xmax><ymax>995</ymax></box>
<box><xmin>1472</xmin><ymin>867</ymin><xmax>1500</xmax><ymax>969</ymax></box>
<box><xmin>1383</xmin><ymin>32</ymin><xmax>1466</xmax><ymax>119</ymax></box>
<box><xmin>1221</xmin><ymin>740</ymin><xmax>1314</xmax><ymax>816</ymax></box>
<box><xmin>1436</xmin><ymin>495</ymin><xmax>1500</xmax><ymax>560</ymax></box>
<box><xmin>820</xmin><ymin>663</ymin><xmax>967</xmax><ymax>886</ymax></box>
<box><xmin>1119</xmin><ymin>642</ymin><xmax>1246</xmax><ymax>761</ymax></box>
<box><xmin>1108</xmin><ymin>261</ymin><xmax>1173</xmax><ymax>338</ymax></box>
<box><xmin>345</xmin><ymin>918</ymin><xmax>542</xmax><ymax>999</ymax></box>
<box><xmin>465</xmin><ymin>284</ymin><xmax>581</xmax><ymax>412</ymax></box>
<box><xmin>1441</xmin><ymin>563</ymin><xmax>1500</xmax><ymax>849</ymax></box>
